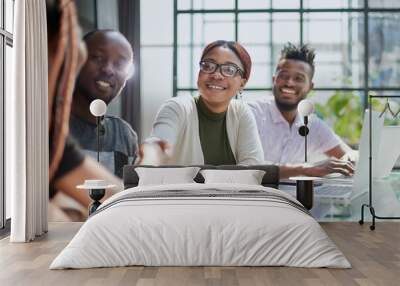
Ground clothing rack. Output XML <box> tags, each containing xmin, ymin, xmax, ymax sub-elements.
<box><xmin>359</xmin><ymin>95</ymin><xmax>400</xmax><ymax>230</ymax></box>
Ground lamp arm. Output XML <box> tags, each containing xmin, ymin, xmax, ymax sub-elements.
<box><xmin>304</xmin><ymin>116</ymin><xmax>308</xmax><ymax>163</ymax></box>
<box><xmin>96</xmin><ymin>116</ymin><xmax>100</xmax><ymax>162</ymax></box>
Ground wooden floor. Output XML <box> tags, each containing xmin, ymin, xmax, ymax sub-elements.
<box><xmin>0</xmin><ymin>222</ymin><xmax>399</xmax><ymax>286</ymax></box>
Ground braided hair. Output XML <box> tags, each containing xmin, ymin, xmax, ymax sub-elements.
<box><xmin>47</xmin><ymin>0</ymin><xmax>81</xmax><ymax>181</ymax></box>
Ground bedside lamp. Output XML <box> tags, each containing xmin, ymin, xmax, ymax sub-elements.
<box><xmin>298</xmin><ymin>99</ymin><xmax>314</xmax><ymax>163</ymax></box>
<box><xmin>89</xmin><ymin>99</ymin><xmax>107</xmax><ymax>162</ymax></box>
<box><xmin>77</xmin><ymin>99</ymin><xmax>113</xmax><ymax>215</ymax></box>
<box><xmin>292</xmin><ymin>99</ymin><xmax>316</xmax><ymax>210</ymax></box>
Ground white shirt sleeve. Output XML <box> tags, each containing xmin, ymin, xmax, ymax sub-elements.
<box><xmin>148</xmin><ymin>99</ymin><xmax>184</xmax><ymax>146</ymax></box>
<box><xmin>312</xmin><ymin>117</ymin><xmax>343</xmax><ymax>154</ymax></box>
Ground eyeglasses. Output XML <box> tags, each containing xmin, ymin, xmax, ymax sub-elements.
<box><xmin>199</xmin><ymin>61</ymin><xmax>244</xmax><ymax>78</ymax></box>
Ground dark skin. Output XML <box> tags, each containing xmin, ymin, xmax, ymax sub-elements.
<box><xmin>273</xmin><ymin>59</ymin><xmax>314</xmax><ymax>125</ymax></box>
<box><xmin>71</xmin><ymin>31</ymin><xmax>133</xmax><ymax>124</ymax></box>
<box><xmin>272</xmin><ymin>59</ymin><xmax>354</xmax><ymax>177</ymax></box>
<box><xmin>279</xmin><ymin>158</ymin><xmax>354</xmax><ymax>178</ymax></box>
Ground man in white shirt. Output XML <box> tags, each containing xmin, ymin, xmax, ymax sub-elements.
<box><xmin>248</xmin><ymin>43</ymin><xmax>353</xmax><ymax>174</ymax></box>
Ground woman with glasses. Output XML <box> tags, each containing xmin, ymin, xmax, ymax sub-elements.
<box><xmin>143</xmin><ymin>40</ymin><xmax>264</xmax><ymax>165</ymax></box>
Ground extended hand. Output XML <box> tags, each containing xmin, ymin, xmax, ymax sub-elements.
<box><xmin>135</xmin><ymin>141</ymin><xmax>172</xmax><ymax>166</ymax></box>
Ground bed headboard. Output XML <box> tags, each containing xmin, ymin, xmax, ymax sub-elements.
<box><xmin>123</xmin><ymin>164</ymin><xmax>280</xmax><ymax>189</ymax></box>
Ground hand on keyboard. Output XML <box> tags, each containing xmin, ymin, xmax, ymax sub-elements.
<box><xmin>324</xmin><ymin>173</ymin><xmax>346</xmax><ymax>179</ymax></box>
<box><xmin>304</xmin><ymin>158</ymin><xmax>355</xmax><ymax>177</ymax></box>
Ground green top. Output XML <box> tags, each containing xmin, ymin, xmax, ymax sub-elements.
<box><xmin>195</xmin><ymin>96</ymin><xmax>236</xmax><ymax>165</ymax></box>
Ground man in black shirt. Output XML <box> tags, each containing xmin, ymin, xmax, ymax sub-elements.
<box><xmin>70</xmin><ymin>30</ymin><xmax>138</xmax><ymax>178</ymax></box>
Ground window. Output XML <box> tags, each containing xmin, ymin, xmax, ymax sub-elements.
<box><xmin>1</xmin><ymin>0</ymin><xmax>14</xmax><ymax>231</ymax></box>
<box><xmin>174</xmin><ymin>0</ymin><xmax>400</xmax><ymax>146</ymax></box>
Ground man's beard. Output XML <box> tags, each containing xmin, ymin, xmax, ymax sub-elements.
<box><xmin>275</xmin><ymin>97</ymin><xmax>299</xmax><ymax>111</ymax></box>
<box><xmin>273</xmin><ymin>86</ymin><xmax>302</xmax><ymax>112</ymax></box>
<box><xmin>81</xmin><ymin>87</ymin><xmax>114</xmax><ymax>105</ymax></box>
<box><xmin>75</xmin><ymin>78</ymin><xmax>116</xmax><ymax>105</ymax></box>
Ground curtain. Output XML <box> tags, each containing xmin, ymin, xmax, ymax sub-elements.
<box><xmin>119</xmin><ymin>0</ymin><xmax>141</xmax><ymax>141</ymax></box>
<box><xmin>8</xmin><ymin>0</ymin><xmax>48</xmax><ymax>242</ymax></box>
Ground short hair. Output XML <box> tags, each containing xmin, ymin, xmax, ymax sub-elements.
<box><xmin>200</xmin><ymin>40</ymin><xmax>252</xmax><ymax>81</ymax></box>
<box><xmin>278</xmin><ymin>43</ymin><xmax>315</xmax><ymax>77</ymax></box>
<box><xmin>82</xmin><ymin>29</ymin><xmax>117</xmax><ymax>43</ymax></box>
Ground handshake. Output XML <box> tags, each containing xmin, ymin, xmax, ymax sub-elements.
<box><xmin>135</xmin><ymin>141</ymin><xmax>173</xmax><ymax>166</ymax></box>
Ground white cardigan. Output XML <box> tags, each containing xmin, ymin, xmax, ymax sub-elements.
<box><xmin>149</xmin><ymin>96</ymin><xmax>264</xmax><ymax>165</ymax></box>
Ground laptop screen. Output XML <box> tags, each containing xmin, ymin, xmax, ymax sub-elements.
<box><xmin>353</xmin><ymin>110</ymin><xmax>383</xmax><ymax>187</ymax></box>
<box><xmin>375</xmin><ymin>126</ymin><xmax>400</xmax><ymax>178</ymax></box>
<box><xmin>355</xmin><ymin>109</ymin><xmax>399</xmax><ymax>181</ymax></box>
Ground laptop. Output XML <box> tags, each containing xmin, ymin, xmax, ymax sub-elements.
<box><xmin>375</xmin><ymin>126</ymin><xmax>400</xmax><ymax>177</ymax></box>
<box><xmin>279</xmin><ymin>110</ymin><xmax>385</xmax><ymax>202</ymax></box>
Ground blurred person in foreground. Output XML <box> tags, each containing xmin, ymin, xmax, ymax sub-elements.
<box><xmin>47</xmin><ymin>0</ymin><xmax>122</xmax><ymax>220</ymax></box>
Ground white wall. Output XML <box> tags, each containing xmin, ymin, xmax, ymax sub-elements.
<box><xmin>140</xmin><ymin>0</ymin><xmax>174</xmax><ymax>140</ymax></box>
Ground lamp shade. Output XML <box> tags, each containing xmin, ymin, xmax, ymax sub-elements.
<box><xmin>297</xmin><ymin>99</ymin><xmax>314</xmax><ymax>117</ymax></box>
<box><xmin>89</xmin><ymin>99</ymin><xmax>107</xmax><ymax>117</ymax></box>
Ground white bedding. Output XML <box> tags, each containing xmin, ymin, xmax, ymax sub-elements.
<box><xmin>50</xmin><ymin>183</ymin><xmax>350</xmax><ymax>269</ymax></box>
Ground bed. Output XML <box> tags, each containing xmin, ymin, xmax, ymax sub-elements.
<box><xmin>50</xmin><ymin>165</ymin><xmax>350</xmax><ymax>269</ymax></box>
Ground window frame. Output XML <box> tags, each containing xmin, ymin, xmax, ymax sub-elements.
<box><xmin>173</xmin><ymin>0</ymin><xmax>400</xmax><ymax>109</ymax></box>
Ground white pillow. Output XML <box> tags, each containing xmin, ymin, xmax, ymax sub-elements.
<box><xmin>135</xmin><ymin>167</ymin><xmax>201</xmax><ymax>186</ymax></box>
<box><xmin>200</xmin><ymin>169</ymin><xmax>266</xmax><ymax>185</ymax></box>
